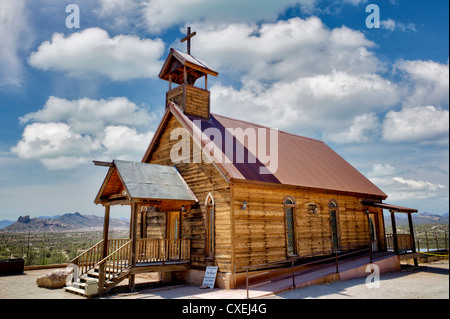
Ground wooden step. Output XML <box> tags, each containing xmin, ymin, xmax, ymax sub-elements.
<box><xmin>64</xmin><ymin>286</ymin><xmax>89</xmax><ymax>297</ymax></box>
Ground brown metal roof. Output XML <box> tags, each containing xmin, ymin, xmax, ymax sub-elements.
<box><xmin>144</xmin><ymin>103</ymin><xmax>387</xmax><ymax>199</ymax></box>
<box><xmin>362</xmin><ymin>201</ymin><xmax>417</xmax><ymax>213</ymax></box>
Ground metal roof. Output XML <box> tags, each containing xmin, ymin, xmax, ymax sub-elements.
<box><xmin>144</xmin><ymin>103</ymin><xmax>388</xmax><ymax>199</ymax></box>
<box><xmin>95</xmin><ymin>160</ymin><xmax>197</xmax><ymax>204</ymax></box>
<box><xmin>158</xmin><ymin>48</ymin><xmax>218</xmax><ymax>85</ymax></box>
<box><xmin>362</xmin><ymin>201</ymin><xmax>417</xmax><ymax>213</ymax></box>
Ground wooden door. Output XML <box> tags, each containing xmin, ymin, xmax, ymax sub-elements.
<box><xmin>167</xmin><ymin>211</ymin><xmax>180</xmax><ymax>239</ymax></box>
<box><xmin>368</xmin><ymin>213</ymin><xmax>379</xmax><ymax>252</ymax></box>
<box><xmin>329</xmin><ymin>201</ymin><xmax>340</xmax><ymax>251</ymax></box>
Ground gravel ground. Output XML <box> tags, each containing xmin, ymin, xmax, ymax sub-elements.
<box><xmin>0</xmin><ymin>260</ymin><xmax>448</xmax><ymax>299</ymax></box>
<box><xmin>266</xmin><ymin>260</ymin><xmax>449</xmax><ymax>299</ymax></box>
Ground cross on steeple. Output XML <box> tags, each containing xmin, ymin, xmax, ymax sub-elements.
<box><xmin>180</xmin><ymin>26</ymin><xmax>196</xmax><ymax>55</ymax></box>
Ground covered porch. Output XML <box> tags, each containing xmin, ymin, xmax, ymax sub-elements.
<box><xmin>363</xmin><ymin>201</ymin><xmax>419</xmax><ymax>265</ymax></box>
<box><xmin>68</xmin><ymin>160</ymin><xmax>197</xmax><ymax>296</ymax></box>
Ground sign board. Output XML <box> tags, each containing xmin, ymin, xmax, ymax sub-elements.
<box><xmin>200</xmin><ymin>266</ymin><xmax>218</xmax><ymax>289</ymax></box>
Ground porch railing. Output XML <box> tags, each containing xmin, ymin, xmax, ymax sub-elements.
<box><xmin>386</xmin><ymin>234</ymin><xmax>415</xmax><ymax>252</ymax></box>
<box><xmin>137</xmin><ymin>239</ymin><xmax>190</xmax><ymax>263</ymax></box>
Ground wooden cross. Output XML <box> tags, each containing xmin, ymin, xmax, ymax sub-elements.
<box><xmin>180</xmin><ymin>26</ymin><xmax>196</xmax><ymax>55</ymax></box>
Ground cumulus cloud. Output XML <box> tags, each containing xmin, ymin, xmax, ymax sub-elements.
<box><xmin>20</xmin><ymin>96</ymin><xmax>154</xmax><ymax>134</ymax></box>
<box><xmin>381</xmin><ymin>19</ymin><xmax>416</xmax><ymax>32</ymax></box>
<box><xmin>211</xmin><ymin>70</ymin><xmax>398</xmax><ymax>136</ymax></box>
<box><xmin>96</xmin><ymin>0</ymin><xmax>317</xmax><ymax>33</ymax></box>
<box><xmin>28</xmin><ymin>28</ymin><xmax>165</xmax><ymax>80</ymax></box>
<box><xmin>12</xmin><ymin>97</ymin><xmax>155</xmax><ymax>170</ymax></box>
<box><xmin>169</xmin><ymin>17</ymin><xmax>406</xmax><ymax>142</ymax></box>
<box><xmin>382</xmin><ymin>106</ymin><xmax>449</xmax><ymax>143</ymax></box>
<box><xmin>191</xmin><ymin>17</ymin><xmax>379</xmax><ymax>83</ymax></box>
<box><xmin>0</xmin><ymin>0</ymin><xmax>32</xmax><ymax>87</ymax></box>
<box><xmin>326</xmin><ymin>113</ymin><xmax>381</xmax><ymax>144</ymax></box>
<box><xmin>395</xmin><ymin>59</ymin><xmax>449</xmax><ymax>108</ymax></box>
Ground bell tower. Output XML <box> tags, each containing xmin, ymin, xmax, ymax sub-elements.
<box><xmin>158</xmin><ymin>27</ymin><xmax>218</xmax><ymax>119</ymax></box>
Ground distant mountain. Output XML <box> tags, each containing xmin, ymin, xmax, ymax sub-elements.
<box><xmin>0</xmin><ymin>220</ymin><xmax>14</xmax><ymax>229</ymax></box>
<box><xmin>384</xmin><ymin>212</ymin><xmax>449</xmax><ymax>226</ymax></box>
<box><xmin>0</xmin><ymin>212</ymin><xmax>129</xmax><ymax>233</ymax></box>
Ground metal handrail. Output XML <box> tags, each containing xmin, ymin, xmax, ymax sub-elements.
<box><xmin>244</xmin><ymin>239</ymin><xmax>376</xmax><ymax>299</ymax></box>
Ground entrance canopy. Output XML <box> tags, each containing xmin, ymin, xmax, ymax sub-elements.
<box><xmin>94</xmin><ymin>160</ymin><xmax>197</xmax><ymax>210</ymax></box>
<box><xmin>362</xmin><ymin>201</ymin><xmax>418</xmax><ymax>213</ymax></box>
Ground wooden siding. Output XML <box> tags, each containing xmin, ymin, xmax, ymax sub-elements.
<box><xmin>232</xmin><ymin>182</ymin><xmax>384</xmax><ymax>272</ymax></box>
<box><xmin>145</xmin><ymin>114</ymin><xmax>232</xmax><ymax>272</ymax></box>
<box><xmin>166</xmin><ymin>84</ymin><xmax>210</xmax><ymax>119</ymax></box>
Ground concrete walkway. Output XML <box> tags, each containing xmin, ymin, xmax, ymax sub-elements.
<box><xmin>107</xmin><ymin>253</ymin><xmax>399</xmax><ymax>299</ymax></box>
<box><xmin>1</xmin><ymin>254</ymin><xmax>446</xmax><ymax>300</ymax></box>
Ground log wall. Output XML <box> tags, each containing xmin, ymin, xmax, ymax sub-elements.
<box><xmin>232</xmin><ymin>182</ymin><xmax>384</xmax><ymax>272</ymax></box>
<box><xmin>145</xmin><ymin>114</ymin><xmax>232</xmax><ymax>272</ymax></box>
<box><xmin>166</xmin><ymin>84</ymin><xmax>210</xmax><ymax>119</ymax></box>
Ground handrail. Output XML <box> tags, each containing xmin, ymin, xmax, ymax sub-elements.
<box><xmin>95</xmin><ymin>240</ymin><xmax>132</xmax><ymax>282</ymax></box>
<box><xmin>244</xmin><ymin>239</ymin><xmax>376</xmax><ymax>299</ymax></box>
<box><xmin>70</xmin><ymin>239</ymin><xmax>104</xmax><ymax>276</ymax></box>
<box><xmin>70</xmin><ymin>239</ymin><xmax>103</xmax><ymax>265</ymax></box>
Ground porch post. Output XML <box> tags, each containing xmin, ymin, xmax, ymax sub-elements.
<box><xmin>128</xmin><ymin>202</ymin><xmax>138</xmax><ymax>291</ymax></box>
<box><xmin>407</xmin><ymin>212</ymin><xmax>419</xmax><ymax>266</ymax></box>
<box><xmin>98</xmin><ymin>205</ymin><xmax>110</xmax><ymax>296</ymax></box>
<box><xmin>102</xmin><ymin>205</ymin><xmax>110</xmax><ymax>258</ymax></box>
<box><xmin>390</xmin><ymin>210</ymin><xmax>399</xmax><ymax>255</ymax></box>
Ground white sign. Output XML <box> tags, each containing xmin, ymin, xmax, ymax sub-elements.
<box><xmin>200</xmin><ymin>266</ymin><xmax>218</xmax><ymax>289</ymax></box>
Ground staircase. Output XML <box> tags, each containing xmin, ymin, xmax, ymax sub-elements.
<box><xmin>65</xmin><ymin>239</ymin><xmax>132</xmax><ymax>297</ymax></box>
<box><xmin>64</xmin><ymin>238</ymin><xmax>191</xmax><ymax>297</ymax></box>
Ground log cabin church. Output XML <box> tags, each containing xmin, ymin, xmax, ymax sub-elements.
<box><xmin>68</xmin><ymin>28</ymin><xmax>418</xmax><ymax>296</ymax></box>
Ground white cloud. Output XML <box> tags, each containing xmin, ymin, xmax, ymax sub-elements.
<box><xmin>367</xmin><ymin>163</ymin><xmax>398</xmax><ymax>178</ymax></box>
<box><xmin>395</xmin><ymin>59</ymin><xmax>449</xmax><ymax>108</ymax></box>
<box><xmin>11</xmin><ymin>122</ymin><xmax>99</xmax><ymax>170</ymax></box>
<box><xmin>326</xmin><ymin>113</ymin><xmax>381</xmax><ymax>144</ymax></box>
<box><xmin>96</xmin><ymin>0</ymin><xmax>317</xmax><ymax>33</ymax></box>
<box><xmin>370</xmin><ymin>175</ymin><xmax>447</xmax><ymax>202</ymax></box>
<box><xmin>101</xmin><ymin>125</ymin><xmax>154</xmax><ymax>160</ymax></box>
<box><xmin>382</xmin><ymin>106</ymin><xmax>449</xmax><ymax>143</ymax></box>
<box><xmin>381</xmin><ymin>18</ymin><xmax>416</xmax><ymax>32</ymax></box>
<box><xmin>211</xmin><ymin>71</ymin><xmax>398</xmax><ymax>136</ymax></box>
<box><xmin>0</xmin><ymin>0</ymin><xmax>32</xmax><ymax>87</ymax></box>
<box><xmin>191</xmin><ymin>18</ymin><xmax>379</xmax><ymax>83</ymax></box>
<box><xmin>28</xmin><ymin>28</ymin><xmax>165</xmax><ymax>80</ymax></box>
<box><xmin>12</xmin><ymin>97</ymin><xmax>155</xmax><ymax>170</ymax></box>
<box><xmin>20</xmin><ymin>96</ymin><xmax>154</xmax><ymax>134</ymax></box>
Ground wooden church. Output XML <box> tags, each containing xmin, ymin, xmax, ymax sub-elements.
<box><xmin>68</xmin><ymin>29</ymin><xmax>418</xmax><ymax>296</ymax></box>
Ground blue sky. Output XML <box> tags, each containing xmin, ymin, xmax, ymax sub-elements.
<box><xmin>0</xmin><ymin>0</ymin><xmax>448</xmax><ymax>220</ymax></box>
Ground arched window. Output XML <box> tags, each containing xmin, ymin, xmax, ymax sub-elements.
<box><xmin>284</xmin><ymin>197</ymin><xmax>297</xmax><ymax>256</ymax></box>
<box><xmin>205</xmin><ymin>193</ymin><xmax>215</xmax><ymax>258</ymax></box>
<box><xmin>329</xmin><ymin>200</ymin><xmax>340</xmax><ymax>250</ymax></box>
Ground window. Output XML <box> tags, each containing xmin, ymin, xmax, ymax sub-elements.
<box><xmin>329</xmin><ymin>200</ymin><xmax>340</xmax><ymax>250</ymax></box>
<box><xmin>205</xmin><ymin>193</ymin><xmax>215</xmax><ymax>258</ymax></box>
<box><xmin>284</xmin><ymin>197</ymin><xmax>297</xmax><ymax>256</ymax></box>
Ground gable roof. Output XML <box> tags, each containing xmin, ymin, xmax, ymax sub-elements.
<box><xmin>143</xmin><ymin>103</ymin><xmax>387</xmax><ymax>199</ymax></box>
<box><xmin>159</xmin><ymin>48</ymin><xmax>219</xmax><ymax>85</ymax></box>
<box><xmin>94</xmin><ymin>159</ymin><xmax>197</xmax><ymax>206</ymax></box>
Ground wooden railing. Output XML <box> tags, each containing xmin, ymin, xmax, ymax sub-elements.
<box><xmin>386</xmin><ymin>234</ymin><xmax>414</xmax><ymax>252</ymax></box>
<box><xmin>96</xmin><ymin>240</ymin><xmax>132</xmax><ymax>282</ymax></box>
<box><xmin>70</xmin><ymin>239</ymin><xmax>103</xmax><ymax>276</ymax></box>
<box><xmin>71</xmin><ymin>238</ymin><xmax>190</xmax><ymax>278</ymax></box>
<box><xmin>137</xmin><ymin>239</ymin><xmax>190</xmax><ymax>263</ymax></box>
<box><xmin>70</xmin><ymin>239</ymin><xmax>130</xmax><ymax>276</ymax></box>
